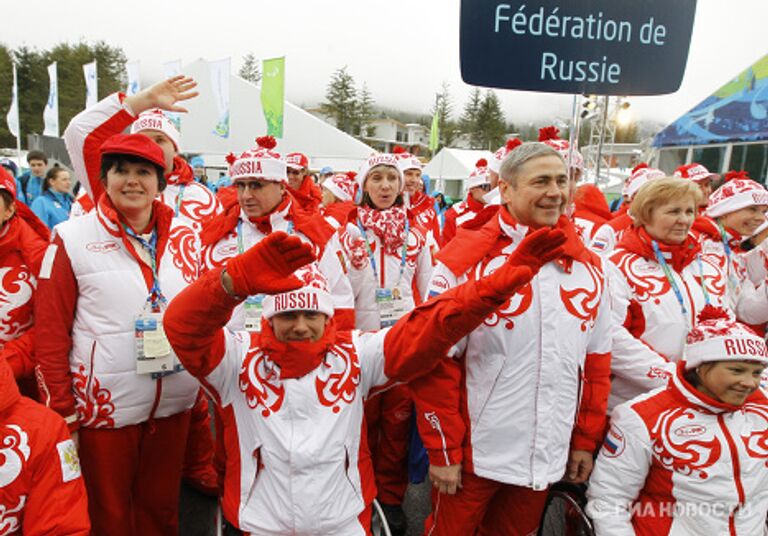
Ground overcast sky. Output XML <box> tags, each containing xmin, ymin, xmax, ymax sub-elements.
<box><xmin>3</xmin><ymin>0</ymin><xmax>766</xmax><ymax>128</ymax></box>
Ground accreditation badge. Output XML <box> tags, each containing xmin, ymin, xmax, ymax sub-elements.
<box><xmin>135</xmin><ymin>308</ymin><xmax>174</xmax><ymax>375</ymax></box>
<box><xmin>376</xmin><ymin>287</ymin><xmax>408</xmax><ymax>328</ymax></box>
<box><xmin>244</xmin><ymin>294</ymin><xmax>265</xmax><ymax>332</ymax></box>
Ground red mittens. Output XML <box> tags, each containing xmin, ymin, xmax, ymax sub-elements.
<box><xmin>225</xmin><ymin>232</ymin><xmax>316</xmax><ymax>297</ymax></box>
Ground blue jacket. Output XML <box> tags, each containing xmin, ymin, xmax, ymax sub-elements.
<box><xmin>16</xmin><ymin>173</ymin><xmax>44</xmax><ymax>206</ymax></box>
<box><xmin>30</xmin><ymin>190</ymin><xmax>73</xmax><ymax>229</ymax></box>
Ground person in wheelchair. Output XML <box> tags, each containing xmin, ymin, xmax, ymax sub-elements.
<box><xmin>587</xmin><ymin>306</ymin><xmax>768</xmax><ymax>535</ymax></box>
<box><xmin>163</xmin><ymin>227</ymin><xmax>566</xmax><ymax>535</ymax></box>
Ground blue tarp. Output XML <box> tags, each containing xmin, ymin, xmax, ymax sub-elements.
<box><xmin>653</xmin><ymin>54</ymin><xmax>768</xmax><ymax>147</ymax></box>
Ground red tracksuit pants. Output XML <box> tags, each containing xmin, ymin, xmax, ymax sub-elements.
<box><xmin>365</xmin><ymin>383</ymin><xmax>412</xmax><ymax>505</ymax></box>
<box><xmin>423</xmin><ymin>472</ymin><xmax>549</xmax><ymax>536</ymax></box>
<box><xmin>78</xmin><ymin>410</ymin><xmax>191</xmax><ymax>536</ymax></box>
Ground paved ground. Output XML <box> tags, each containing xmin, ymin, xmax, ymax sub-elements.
<box><xmin>179</xmin><ymin>480</ymin><xmax>432</xmax><ymax>536</ymax></box>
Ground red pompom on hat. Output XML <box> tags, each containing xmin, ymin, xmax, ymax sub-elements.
<box><xmin>489</xmin><ymin>137</ymin><xmax>522</xmax><ymax>173</ymax></box>
<box><xmin>538</xmin><ymin>125</ymin><xmax>560</xmax><ymax>141</ymax></box>
<box><xmin>0</xmin><ymin>166</ymin><xmax>16</xmax><ymax>197</ymax></box>
<box><xmin>225</xmin><ymin>152</ymin><xmax>238</xmax><ymax>166</ymax></box>
<box><xmin>674</xmin><ymin>162</ymin><xmax>719</xmax><ymax>183</ymax></box>
<box><xmin>684</xmin><ymin>306</ymin><xmax>768</xmax><ymax>370</ymax></box>
<box><xmin>99</xmin><ymin>133</ymin><xmax>167</xmax><ymax>170</ymax></box>
<box><xmin>262</xmin><ymin>264</ymin><xmax>334</xmax><ymax>319</ymax></box>
<box><xmin>725</xmin><ymin>170</ymin><xmax>750</xmax><ymax>182</ymax></box>
<box><xmin>466</xmin><ymin>158</ymin><xmax>491</xmax><ymax>191</ymax></box>
<box><xmin>631</xmin><ymin>162</ymin><xmax>649</xmax><ymax>174</ymax></box>
<box><xmin>392</xmin><ymin>145</ymin><xmax>407</xmax><ymax>155</ymax></box>
<box><xmin>256</xmin><ymin>136</ymin><xmax>278</xmax><ymax>150</ymax></box>
<box><xmin>707</xmin><ymin>176</ymin><xmax>768</xmax><ymax>218</ymax></box>
<box><xmin>476</xmin><ymin>158</ymin><xmax>488</xmax><ymax>167</ymax></box>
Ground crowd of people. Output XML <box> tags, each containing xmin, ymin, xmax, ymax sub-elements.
<box><xmin>1</xmin><ymin>75</ymin><xmax>768</xmax><ymax>536</ymax></box>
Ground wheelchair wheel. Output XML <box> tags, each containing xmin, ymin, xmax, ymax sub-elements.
<box><xmin>538</xmin><ymin>488</ymin><xmax>594</xmax><ymax>536</ymax></box>
<box><xmin>371</xmin><ymin>499</ymin><xmax>393</xmax><ymax>536</ymax></box>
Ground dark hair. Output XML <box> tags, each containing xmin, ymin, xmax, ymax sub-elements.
<box><xmin>0</xmin><ymin>189</ymin><xmax>14</xmax><ymax>208</ymax></box>
<box><xmin>43</xmin><ymin>166</ymin><xmax>68</xmax><ymax>192</ymax></box>
<box><xmin>100</xmin><ymin>153</ymin><xmax>167</xmax><ymax>192</ymax></box>
<box><xmin>26</xmin><ymin>150</ymin><xmax>48</xmax><ymax>165</ymax></box>
<box><xmin>359</xmin><ymin>191</ymin><xmax>404</xmax><ymax>209</ymax></box>
<box><xmin>682</xmin><ymin>368</ymin><xmax>702</xmax><ymax>388</ymax></box>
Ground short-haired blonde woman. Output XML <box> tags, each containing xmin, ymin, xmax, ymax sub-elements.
<box><xmin>606</xmin><ymin>178</ymin><xmax>727</xmax><ymax>409</ymax></box>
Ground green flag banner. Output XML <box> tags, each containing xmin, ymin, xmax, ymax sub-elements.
<box><xmin>429</xmin><ymin>110</ymin><xmax>440</xmax><ymax>152</ymax></box>
<box><xmin>261</xmin><ymin>57</ymin><xmax>286</xmax><ymax>138</ymax></box>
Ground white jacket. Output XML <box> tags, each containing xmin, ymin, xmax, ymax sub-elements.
<box><xmin>161</xmin><ymin>181</ymin><xmax>221</xmax><ymax>232</ymax></box>
<box><xmin>588</xmin><ymin>368</ymin><xmax>768</xmax><ymax>536</ymax></box>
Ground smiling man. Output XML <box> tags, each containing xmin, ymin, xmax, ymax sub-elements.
<box><xmin>413</xmin><ymin>142</ymin><xmax>612</xmax><ymax>535</ymax></box>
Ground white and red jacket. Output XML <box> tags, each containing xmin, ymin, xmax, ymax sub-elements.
<box><xmin>695</xmin><ymin>217</ymin><xmax>768</xmax><ymax>326</ymax></box>
<box><xmin>607</xmin><ymin>227</ymin><xmax>728</xmax><ymax>409</ymax></box>
<box><xmin>163</xmin><ymin>263</ymin><xmax>516</xmax><ymax>535</ymax></box>
<box><xmin>201</xmin><ymin>196</ymin><xmax>355</xmax><ymax>330</ymax></box>
<box><xmin>572</xmin><ymin>184</ymin><xmax>612</xmax><ymax>244</ymax></box>
<box><xmin>0</xmin><ymin>357</ymin><xmax>89</xmax><ymax>535</ymax></box>
<box><xmin>0</xmin><ymin>208</ymin><xmax>49</xmax><ymax>383</ymax></box>
<box><xmin>590</xmin><ymin>207</ymin><xmax>633</xmax><ymax>255</ymax></box>
<box><xmin>409</xmin><ymin>191</ymin><xmax>441</xmax><ymax>245</ymax></box>
<box><xmin>441</xmin><ymin>194</ymin><xmax>484</xmax><ymax>246</ymax></box>
<box><xmin>339</xmin><ymin>208</ymin><xmax>434</xmax><ymax>330</ymax></box>
<box><xmin>413</xmin><ymin>209</ymin><xmax>612</xmax><ymax>490</ymax></box>
<box><xmin>63</xmin><ymin>92</ymin><xmax>222</xmax><ymax>231</ymax></box>
<box><xmin>587</xmin><ymin>364</ymin><xmax>768</xmax><ymax>536</ymax></box>
<box><xmin>34</xmin><ymin>198</ymin><xmax>201</xmax><ymax>430</ymax></box>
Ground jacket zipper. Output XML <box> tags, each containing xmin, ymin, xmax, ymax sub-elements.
<box><xmin>530</xmin><ymin>274</ymin><xmax>543</xmax><ymax>489</ymax></box>
<box><xmin>85</xmin><ymin>341</ymin><xmax>96</xmax><ymax>399</ymax></box>
<box><xmin>718</xmin><ymin>413</ymin><xmax>744</xmax><ymax>536</ymax></box>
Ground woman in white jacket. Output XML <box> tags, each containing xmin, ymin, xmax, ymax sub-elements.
<box><xmin>587</xmin><ymin>306</ymin><xmax>768</xmax><ymax>536</ymax></box>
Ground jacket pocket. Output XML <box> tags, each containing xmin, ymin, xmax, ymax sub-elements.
<box><xmin>244</xmin><ymin>446</ymin><xmax>262</xmax><ymax>506</ymax></box>
<box><xmin>343</xmin><ymin>445</ymin><xmax>363</xmax><ymax>502</ymax></box>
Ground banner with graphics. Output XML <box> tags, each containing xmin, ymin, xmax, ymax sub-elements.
<box><xmin>43</xmin><ymin>62</ymin><xmax>59</xmax><ymax>137</ymax></box>
<box><xmin>6</xmin><ymin>64</ymin><xmax>19</xmax><ymax>138</ymax></box>
<box><xmin>126</xmin><ymin>61</ymin><xmax>140</xmax><ymax>96</ymax></box>
<box><xmin>261</xmin><ymin>57</ymin><xmax>286</xmax><ymax>138</ymax></box>
<box><xmin>83</xmin><ymin>61</ymin><xmax>98</xmax><ymax>109</ymax></box>
<box><xmin>209</xmin><ymin>58</ymin><xmax>231</xmax><ymax>138</ymax></box>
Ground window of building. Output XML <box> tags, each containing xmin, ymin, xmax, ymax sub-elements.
<box><xmin>730</xmin><ymin>143</ymin><xmax>768</xmax><ymax>185</ymax></box>
<box><xmin>691</xmin><ymin>145</ymin><xmax>726</xmax><ymax>174</ymax></box>
<box><xmin>658</xmin><ymin>148</ymin><xmax>688</xmax><ymax>173</ymax></box>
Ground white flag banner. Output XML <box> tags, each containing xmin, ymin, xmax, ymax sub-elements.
<box><xmin>43</xmin><ymin>62</ymin><xmax>59</xmax><ymax>137</ymax></box>
<box><xmin>6</xmin><ymin>64</ymin><xmax>19</xmax><ymax>138</ymax></box>
<box><xmin>83</xmin><ymin>61</ymin><xmax>98</xmax><ymax>109</ymax></box>
<box><xmin>209</xmin><ymin>57</ymin><xmax>231</xmax><ymax>138</ymax></box>
<box><xmin>162</xmin><ymin>59</ymin><xmax>183</xmax><ymax>130</ymax></box>
<box><xmin>126</xmin><ymin>61</ymin><xmax>140</xmax><ymax>96</ymax></box>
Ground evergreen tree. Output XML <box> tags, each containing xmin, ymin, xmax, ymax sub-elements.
<box><xmin>239</xmin><ymin>52</ymin><xmax>261</xmax><ymax>84</ymax></box>
<box><xmin>460</xmin><ymin>87</ymin><xmax>483</xmax><ymax>148</ymax></box>
<box><xmin>320</xmin><ymin>66</ymin><xmax>357</xmax><ymax>134</ymax></box>
<box><xmin>430</xmin><ymin>81</ymin><xmax>458</xmax><ymax>150</ymax></box>
<box><xmin>476</xmin><ymin>90</ymin><xmax>506</xmax><ymax>150</ymax></box>
<box><xmin>353</xmin><ymin>83</ymin><xmax>375</xmax><ymax>137</ymax></box>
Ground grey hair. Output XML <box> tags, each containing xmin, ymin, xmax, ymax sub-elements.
<box><xmin>499</xmin><ymin>142</ymin><xmax>565</xmax><ymax>186</ymax></box>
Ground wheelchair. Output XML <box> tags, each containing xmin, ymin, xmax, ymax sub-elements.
<box><xmin>537</xmin><ymin>481</ymin><xmax>595</xmax><ymax>536</ymax></box>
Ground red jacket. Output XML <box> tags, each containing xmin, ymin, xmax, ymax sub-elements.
<box><xmin>441</xmin><ymin>194</ymin><xmax>485</xmax><ymax>246</ymax></box>
<box><xmin>0</xmin><ymin>357</ymin><xmax>89</xmax><ymax>534</ymax></box>
<box><xmin>573</xmin><ymin>184</ymin><xmax>611</xmax><ymax>242</ymax></box>
<box><xmin>287</xmin><ymin>176</ymin><xmax>322</xmax><ymax>214</ymax></box>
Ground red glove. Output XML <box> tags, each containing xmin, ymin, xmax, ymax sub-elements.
<box><xmin>225</xmin><ymin>232</ymin><xmax>316</xmax><ymax>297</ymax></box>
<box><xmin>480</xmin><ymin>227</ymin><xmax>567</xmax><ymax>296</ymax></box>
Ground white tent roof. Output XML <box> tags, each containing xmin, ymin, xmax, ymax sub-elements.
<box><xmin>179</xmin><ymin>59</ymin><xmax>375</xmax><ymax>172</ymax></box>
<box><xmin>423</xmin><ymin>148</ymin><xmax>493</xmax><ymax>182</ymax></box>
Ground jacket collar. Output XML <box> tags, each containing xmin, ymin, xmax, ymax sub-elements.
<box><xmin>670</xmin><ymin>362</ymin><xmax>747</xmax><ymax>414</ymax></box>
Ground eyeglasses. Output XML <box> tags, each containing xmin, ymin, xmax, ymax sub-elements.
<box><xmin>236</xmin><ymin>181</ymin><xmax>269</xmax><ymax>191</ymax></box>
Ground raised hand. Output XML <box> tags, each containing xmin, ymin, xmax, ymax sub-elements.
<box><xmin>125</xmin><ymin>75</ymin><xmax>199</xmax><ymax>115</ymax></box>
<box><xmin>224</xmin><ymin>232</ymin><xmax>316</xmax><ymax>297</ymax></box>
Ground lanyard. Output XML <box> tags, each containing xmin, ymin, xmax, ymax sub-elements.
<box><xmin>174</xmin><ymin>184</ymin><xmax>186</xmax><ymax>218</ymax></box>
<box><xmin>652</xmin><ymin>240</ymin><xmax>688</xmax><ymax>316</ymax></box>
<box><xmin>695</xmin><ymin>255</ymin><xmax>712</xmax><ymax>306</ymax></box>
<box><xmin>123</xmin><ymin>225</ymin><xmax>165</xmax><ymax>309</ymax></box>
<box><xmin>236</xmin><ymin>219</ymin><xmax>294</xmax><ymax>254</ymax></box>
<box><xmin>717</xmin><ymin>221</ymin><xmax>740</xmax><ymax>296</ymax></box>
<box><xmin>356</xmin><ymin>217</ymin><xmax>410</xmax><ymax>288</ymax></box>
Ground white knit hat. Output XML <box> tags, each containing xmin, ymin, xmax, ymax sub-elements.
<box><xmin>227</xmin><ymin>136</ymin><xmax>287</xmax><ymax>183</ymax></box>
<box><xmin>322</xmin><ymin>172</ymin><xmax>358</xmax><ymax>202</ymax></box>
<box><xmin>466</xmin><ymin>159</ymin><xmax>490</xmax><ymax>191</ymax></box>
<box><xmin>357</xmin><ymin>153</ymin><xmax>403</xmax><ymax>193</ymax></box>
<box><xmin>130</xmin><ymin>109</ymin><xmax>181</xmax><ymax>151</ymax></box>
<box><xmin>707</xmin><ymin>177</ymin><xmax>768</xmax><ymax>218</ymax></box>
<box><xmin>538</xmin><ymin>126</ymin><xmax>584</xmax><ymax>171</ymax></box>
<box><xmin>262</xmin><ymin>264</ymin><xmax>334</xmax><ymax>319</ymax></box>
<box><xmin>392</xmin><ymin>146</ymin><xmax>423</xmax><ymax>174</ymax></box>
<box><xmin>623</xmin><ymin>163</ymin><xmax>665</xmax><ymax>199</ymax></box>
<box><xmin>674</xmin><ymin>163</ymin><xmax>719</xmax><ymax>183</ymax></box>
<box><xmin>684</xmin><ymin>306</ymin><xmax>768</xmax><ymax>370</ymax></box>
<box><xmin>489</xmin><ymin>138</ymin><xmax>522</xmax><ymax>173</ymax></box>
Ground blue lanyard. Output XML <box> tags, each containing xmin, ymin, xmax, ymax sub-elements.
<box><xmin>123</xmin><ymin>225</ymin><xmax>165</xmax><ymax>309</ymax></box>
<box><xmin>236</xmin><ymin>218</ymin><xmax>294</xmax><ymax>255</ymax></box>
<box><xmin>356</xmin><ymin>217</ymin><xmax>410</xmax><ymax>288</ymax></box>
<box><xmin>174</xmin><ymin>184</ymin><xmax>186</xmax><ymax>218</ymax></box>
<box><xmin>717</xmin><ymin>221</ymin><xmax>740</xmax><ymax>295</ymax></box>
<box><xmin>652</xmin><ymin>240</ymin><xmax>688</xmax><ymax>316</ymax></box>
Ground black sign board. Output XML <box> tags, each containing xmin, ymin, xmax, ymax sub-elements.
<box><xmin>460</xmin><ymin>0</ymin><xmax>697</xmax><ymax>95</ymax></box>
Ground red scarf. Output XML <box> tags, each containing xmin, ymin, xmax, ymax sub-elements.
<box><xmin>288</xmin><ymin>176</ymin><xmax>322</xmax><ymax>213</ymax></box>
<box><xmin>358</xmin><ymin>205</ymin><xmax>408</xmax><ymax>256</ymax></box>
<box><xmin>0</xmin><ymin>357</ymin><xmax>20</xmax><ymax>413</ymax></box>
<box><xmin>617</xmin><ymin>226</ymin><xmax>701</xmax><ymax>273</ymax></box>
<box><xmin>691</xmin><ymin>216</ymin><xmax>743</xmax><ymax>252</ymax></box>
<box><xmin>166</xmin><ymin>155</ymin><xmax>195</xmax><ymax>186</ymax></box>
<box><xmin>464</xmin><ymin>193</ymin><xmax>485</xmax><ymax>213</ymax></box>
<box><xmin>259</xmin><ymin>319</ymin><xmax>337</xmax><ymax>379</ymax></box>
<box><xmin>0</xmin><ymin>206</ymin><xmax>51</xmax><ymax>274</ymax></box>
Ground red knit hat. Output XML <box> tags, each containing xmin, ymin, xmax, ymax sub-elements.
<box><xmin>285</xmin><ymin>152</ymin><xmax>309</xmax><ymax>171</ymax></box>
<box><xmin>674</xmin><ymin>163</ymin><xmax>719</xmax><ymax>183</ymax></box>
<box><xmin>322</xmin><ymin>172</ymin><xmax>358</xmax><ymax>202</ymax></box>
<box><xmin>262</xmin><ymin>264</ymin><xmax>334</xmax><ymax>319</ymax></box>
<box><xmin>130</xmin><ymin>109</ymin><xmax>181</xmax><ymax>151</ymax></box>
<box><xmin>684</xmin><ymin>306</ymin><xmax>768</xmax><ymax>369</ymax></box>
<box><xmin>392</xmin><ymin>146</ymin><xmax>423</xmax><ymax>173</ymax></box>
<box><xmin>0</xmin><ymin>166</ymin><xmax>16</xmax><ymax>197</ymax></box>
<box><xmin>99</xmin><ymin>133</ymin><xmax>167</xmax><ymax>170</ymax></box>
<box><xmin>489</xmin><ymin>138</ymin><xmax>522</xmax><ymax>173</ymax></box>
<box><xmin>538</xmin><ymin>126</ymin><xmax>584</xmax><ymax>171</ymax></box>
<box><xmin>466</xmin><ymin>158</ymin><xmax>490</xmax><ymax>191</ymax></box>
<box><xmin>707</xmin><ymin>176</ymin><xmax>768</xmax><ymax>218</ymax></box>
<box><xmin>227</xmin><ymin>136</ymin><xmax>287</xmax><ymax>183</ymax></box>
